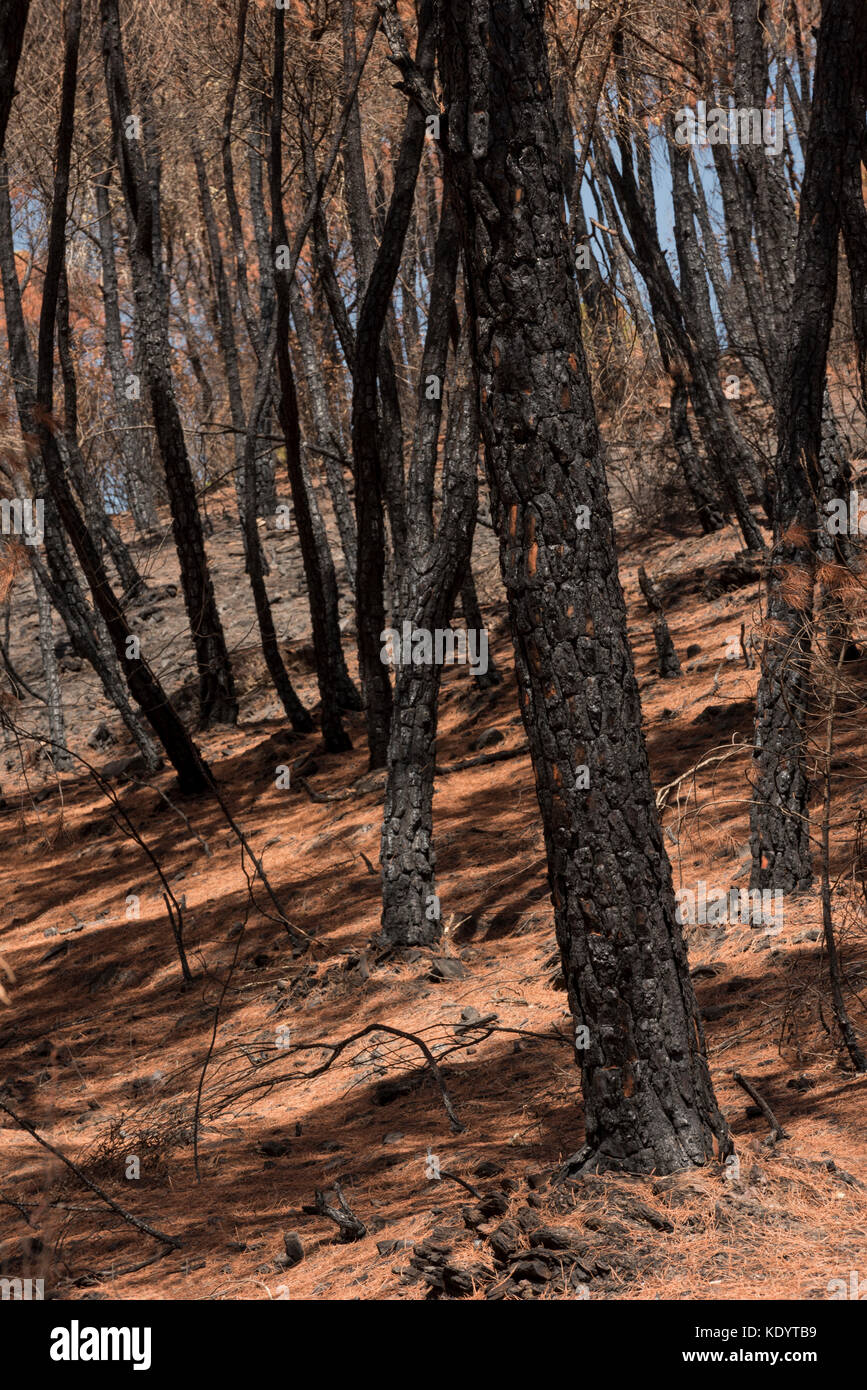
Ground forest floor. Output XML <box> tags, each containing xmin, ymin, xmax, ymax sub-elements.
<box><xmin>0</xmin><ymin>473</ymin><xmax>865</xmax><ymax>1302</ymax></box>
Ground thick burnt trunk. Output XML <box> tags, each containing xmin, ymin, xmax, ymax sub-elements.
<box><xmin>750</xmin><ymin>0</ymin><xmax>867</xmax><ymax>893</ymax></box>
<box><xmin>439</xmin><ymin>0</ymin><xmax>731</xmax><ymax>1174</ymax></box>
<box><xmin>100</xmin><ymin>0</ymin><xmax>237</xmax><ymax>730</ymax></box>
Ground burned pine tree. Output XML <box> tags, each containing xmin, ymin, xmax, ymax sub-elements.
<box><xmin>20</xmin><ymin>0</ymin><xmax>209</xmax><ymax>794</ymax></box>
<box><xmin>750</xmin><ymin>0</ymin><xmax>867</xmax><ymax>893</ymax></box>
<box><xmin>100</xmin><ymin>0</ymin><xmax>238</xmax><ymax>730</ymax></box>
<box><xmin>437</xmin><ymin>0</ymin><xmax>731</xmax><ymax>1173</ymax></box>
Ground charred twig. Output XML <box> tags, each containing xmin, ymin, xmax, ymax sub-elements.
<box><xmin>296</xmin><ymin>775</ymin><xmax>355</xmax><ymax>804</ymax></box>
<box><xmin>314</xmin><ymin>1181</ymin><xmax>367</xmax><ymax>1242</ymax></box>
<box><xmin>435</xmin><ymin>1169</ymin><xmax>483</xmax><ymax>1199</ymax></box>
<box><xmin>435</xmin><ymin>745</ymin><xmax>528</xmax><ymax>776</ymax></box>
<box><xmin>732</xmin><ymin>1071</ymin><xmax>789</xmax><ymax>1143</ymax></box>
<box><xmin>162</xmin><ymin>892</ymin><xmax>192</xmax><ymax>985</ymax></box>
<box><xmin>210</xmin><ymin>1021</ymin><xmax>465</xmax><ymax>1134</ymax></box>
<box><xmin>0</xmin><ymin>1099</ymin><xmax>181</xmax><ymax>1248</ymax></box>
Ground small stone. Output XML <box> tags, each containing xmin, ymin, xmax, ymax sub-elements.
<box><xmin>428</xmin><ymin>956</ymin><xmax>466</xmax><ymax>982</ymax></box>
<box><xmin>282</xmin><ymin>1232</ymin><xmax>304</xmax><ymax>1266</ymax></box>
<box><xmin>472</xmin><ymin>727</ymin><xmax>504</xmax><ymax>751</ymax></box>
<box><xmin>260</xmin><ymin>1139</ymin><xmax>292</xmax><ymax>1157</ymax></box>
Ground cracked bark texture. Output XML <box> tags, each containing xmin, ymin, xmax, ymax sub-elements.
<box><xmin>378</xmin><ymin>384</ymin><xmax>478</xmax><ymax>948</ymax></box>
<box><xmin>750</xmin><ymin>0</ymin><xmax>867</xmax><ymax>893</ymax></box>
<box><xmin>437</xmin><ymin>0</ymin><xmax>731</xmax><ymax>1174</ymax></box>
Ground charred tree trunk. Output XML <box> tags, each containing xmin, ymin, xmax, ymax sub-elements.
<box><xmin>270</xmin><ymin>6</ymin><xmax>352</xmax><ymax>750</ymax></box>
<box><xmin>379</xmin><ymin>384</ymin><xmax>479</xmax><ymax>949</ymax></box>
<box><xmin>460</xmin><ymin>559</ymin><xmax>500</xmax><ymax>688</ymax></box>
<box><xmin>100</xmin><ymin>0</ymin><xmax>237</xmax><ymax>729</ymax></box>
<box><xmin>88</xmin><ymin>111</ymin><xmax>158</xmax><ymax>535</ymax></box>
<box><xmin>0</xmin><ymin>0</ymin><xmax>29</xmax><ymax>160</ymax></box>
<box><xmin>378</xmin><ymin>181</ymin><xmax>471</xmax><ymax>948</ymax></box>
<box><xmin>750</xmin><ymin>0</ymin><xmax>867</xmax><ymax>892</ymax></box>
<box><xmin>28</xmin><ymin>0</ymin><xmax>208</xmax><ymax>793</ymax></box>
<box><xmin>33</xmin><ymin>567</ymin><xmax>72</xmax><ymax>770</ymax></box>
<box><xmin>193</xmin><ymin>142</ymin><xmax>311</xmax><ymax>732</ymax></box>
<box><xmin>57</xmin><ymin>263</ymin><xmax>143</xmax><ymax>600</ymax></box>
<box><xmin>638</xmin><ymin>567</ymin><xmax>682</xmax><ymax>678</ymax></box>
<box><xmin>668</xmin><ymin>376</ymin><xmax>726</xmax><ymax>534</ymax></box>
<box><xmin>439</xmin><ymin>0</ymin><xmax>731</xmax><ymax>1174</ymax></box>
<box><xmin>352</xmin><ymin>2</ymin><xmax>435</xmax><ymax>767</ymax></box>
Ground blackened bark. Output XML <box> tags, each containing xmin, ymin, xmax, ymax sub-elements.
<box><xmin>460</xmin><ymin>560</ymin><xmax>500</xmax><ymax>688</ymax></box>
<box><xmin>841</xmin><ymin>67</ymin><xmax>867</xmax><ymax>416</ymax></box>
<box><xmin>439</xmin><ymin>0</ymin><xmax>731</xmax><ymax>1173</ymax></box>
<box><xmin>271</xmin><ymin>6</ymin><xmax>352</xmax><ymax>750</ymax></box>
<box><xmin>668</xmin><ymin>376</ymin><xmax>725</xmax><ymax>534</ymax></box>
<box><xmin>379</xmin><ymin>383</ymin><xmax>479</xmax><ymax>948</ymax></box>
<box><xmin>193</xmin><ymin>142</ymin><xmax>311</xmax><ymax>732</ymax></box>
<box><xmin>638</xmin><ymin>567</ymin><xmax>682</xmax><ymax>678</ymax></box>
<box><xmin>0</xmin><ymin>169</ymin><xmax>160</xmax><ymax>770</ymax></box>
<box><xmin>88</xmin><ymin>109</ymin><xmax>158</xmax><ymax>534</ymax></box>
<box><xmin>352</xmin><ymin>1</ymin><xmax>435</xmax><ymax>767</ymax></box>
<box><xmin>750</xmin><ymin>0</ymin><xmax>867</xmax><ymax>893</ymax></box>
<box><xmin>378</xmin><ymin>180</ymin><xmax>469</xmax><ymax>948</ymax></box>
<box><xmin>100</xmin><ymin>0</ymin><xmax>238</xmax><ymax>729</ymax></box>
<box><xmin>0</xmin><ymin>0</ymin><xmax>29</xmax><ymax>160</ymax></box>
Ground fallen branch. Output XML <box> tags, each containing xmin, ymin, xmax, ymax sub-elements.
<box><xmin>296</xmin><ymin>775</ymin><xmax>355</xmax><ymax>804</ymax></box>
<box><xmin>209</xmin><ymin>1021</ymin><xmax>466</xmax><ymax>1134</ymax></box>
<box><xmin>435</xmin><ymin>1169</ymin><xmax>483</xmax><ymax>1199</ymax></box>
<box><xmin>314</xmin><ymin>1181</ymin><xmax>367</xmax><ymax>1242</ymax></box>
<box><xmin>733</xmin><ymin>1070</ymin><xmax>789</xmax><ymax>1143</ymax></box>
<box><xmin>0</xmin><ymin>1098</ymin><xmax>181</xmax><ymax>1248</ymax></box>
<box><xmin>435</xmin><ymin>745</ymin><xmax>528</xmax><ymax>776</ymax></box>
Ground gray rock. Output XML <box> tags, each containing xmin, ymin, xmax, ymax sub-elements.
<box><xmin>282</xmin><ymin>1231</ymin><xmax>304</xmax><ymax>1266</ymax></box>
<box><xmin>472</xmin><ymin>727</ymin><xmax>505</xmax><ymax>751</ymax></box>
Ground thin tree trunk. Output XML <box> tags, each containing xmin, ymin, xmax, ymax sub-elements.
<box><xmin>88</xmin><ymin>103</ymin><xmax>158</xmax><ymax>534</ymax></box>
<box><xmin>352</xmin><ymin>0</ymin><xmax>435</xmax><ymax>766</ymax></box>
<box><xmin>0</xmin><ymin>0</ymin><xmax>29</xmax><ymax>160</ymax></box>
<box><xmin>192</xmin><ymin>142</ymin><xmax>312</xmax><ymax>732</ymax></box>
<box><xmin>379</xmin><ymin>384</ymin><xmax>479</xmax><ymax>948</ymax></box>
<box><xmin>0</xmin><ymin>169</ymin><xmax>162</xmax><ymax>772</ymax></box>
<box><xmin>100</xmin><ymin>0</ymin><xmax>238</xmax><ymax>729</ymax></box>
<box><xmin>33</xmin><ymin>567</ymin><xmax>72</xmax><ymax>770</ymax></box>
<box><xmin>750</xmin><ymin>0</ymin><xmax>867</xmax><ymax>892</ymax></box>
<box><xmin>31</xmin><ymin>0</ymin><xmax>209</xmax><ymax>793</ymax></box>
<box><xmin>270</xmin><ymin>5</ymin><xmax>352</xmax><ymax>750</ymax></box>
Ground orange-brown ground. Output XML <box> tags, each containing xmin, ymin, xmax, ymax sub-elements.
<box><xmin>0</xmin><ymin>480</ymin><xmax>865</xmax><ymax>1301</ymax></box>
